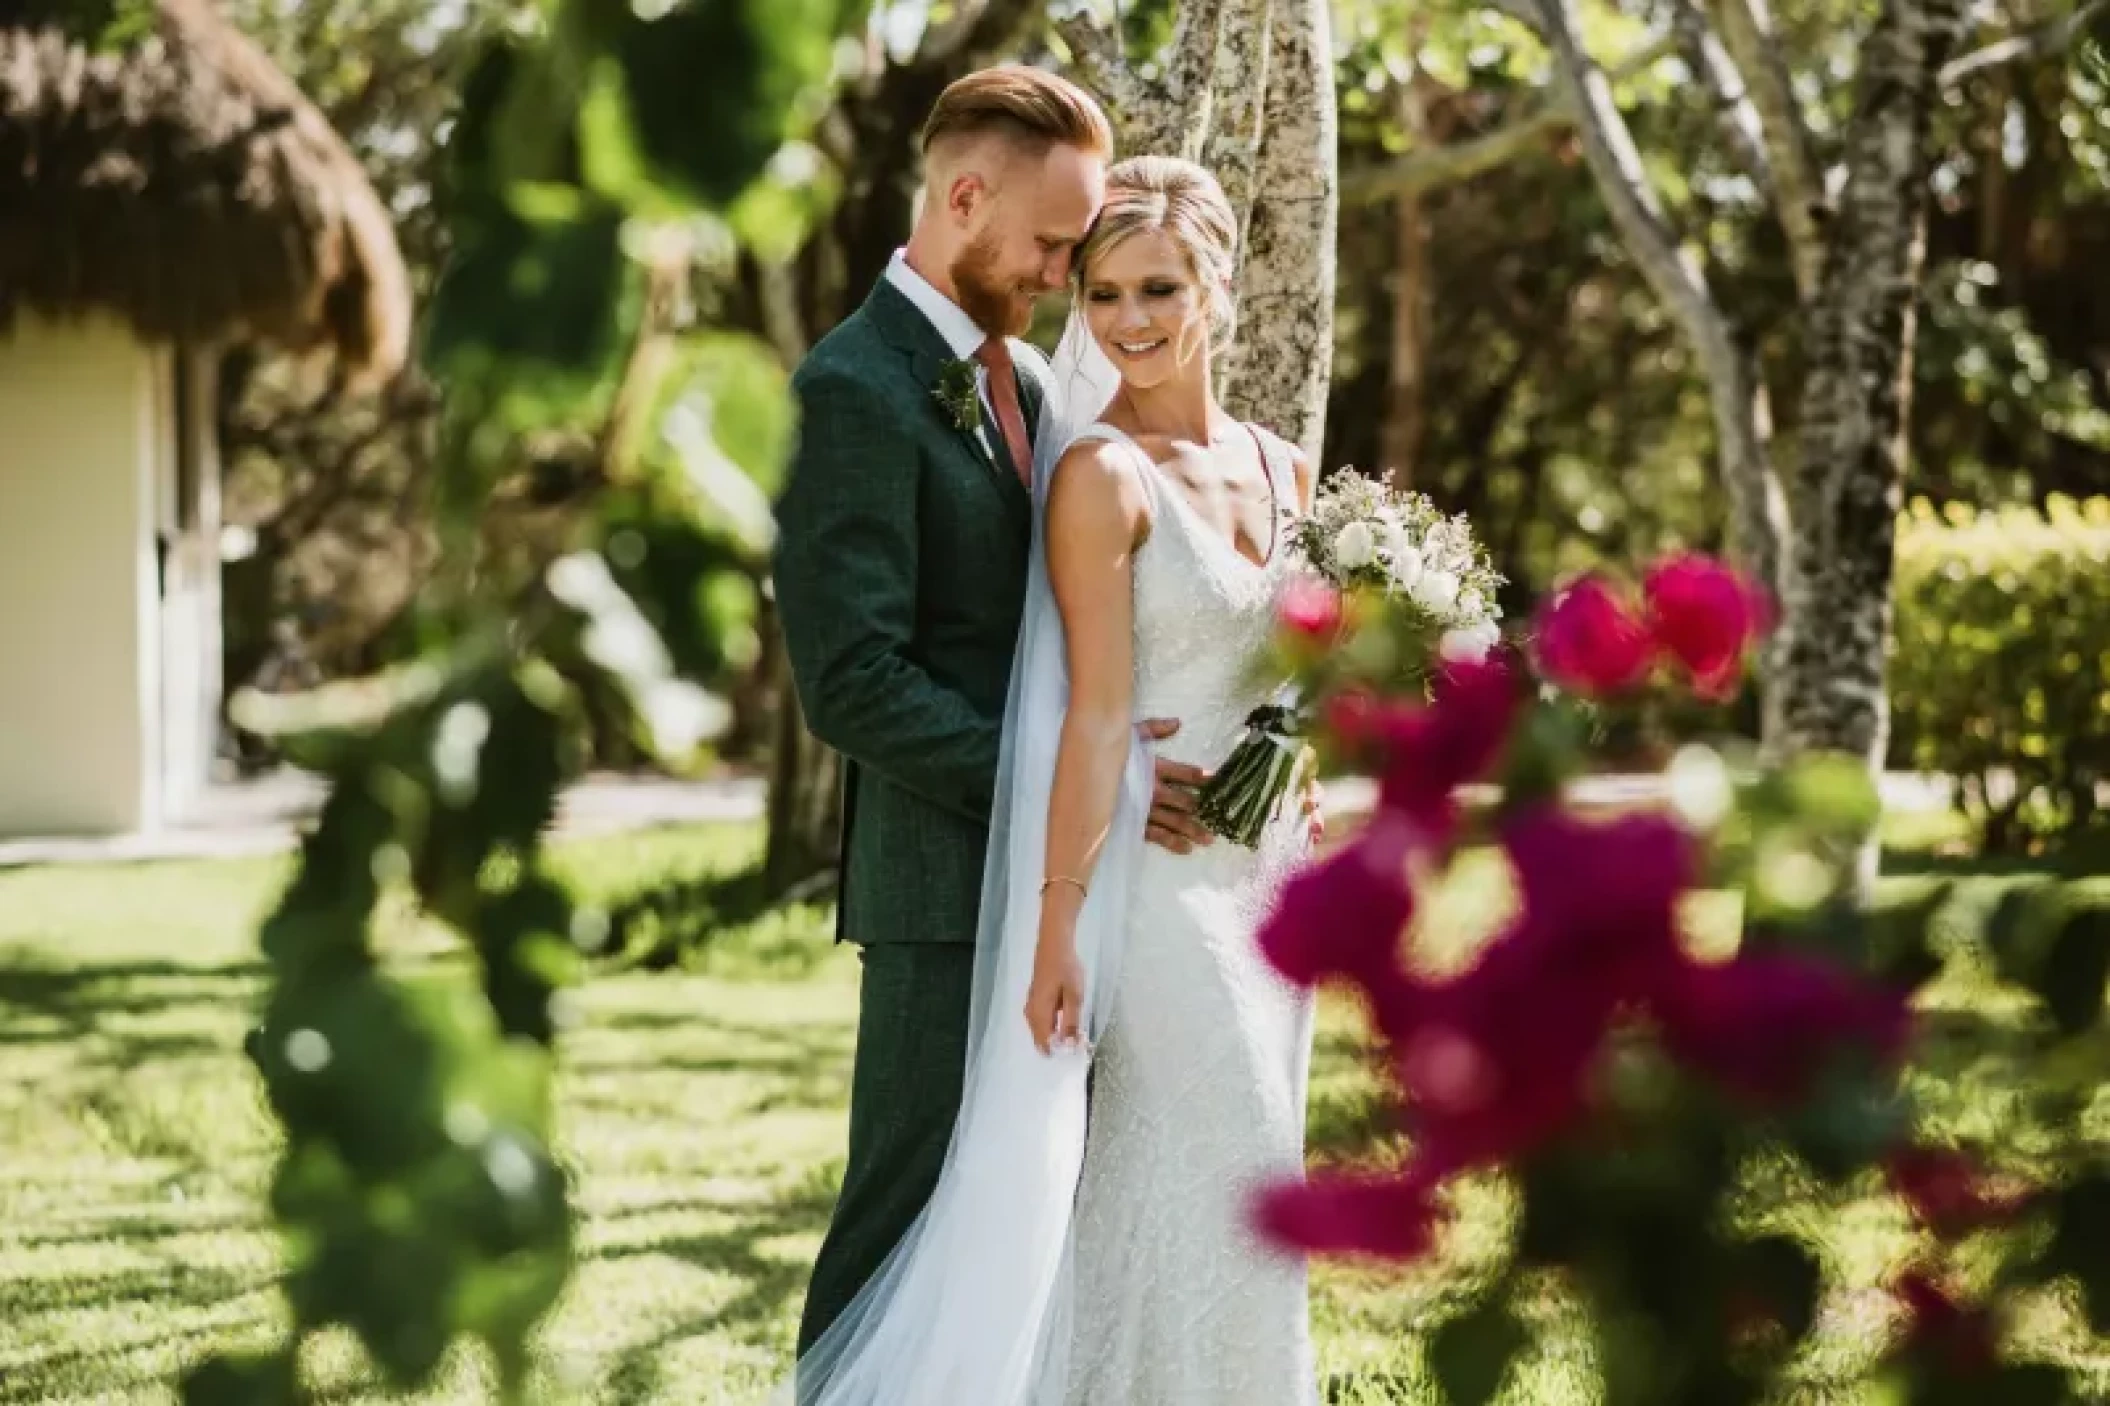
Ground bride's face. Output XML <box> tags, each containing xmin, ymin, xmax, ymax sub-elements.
<box><xmin>1079</xmin><ymin>228</ymin><xmax>1213</xmax><ymax>391</ymax></box>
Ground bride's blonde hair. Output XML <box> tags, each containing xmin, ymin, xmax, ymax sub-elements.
<box><xmin>1075</xmin><ymin>156</ymin><xmax>1239</xmax><ymax>349</ymax></box>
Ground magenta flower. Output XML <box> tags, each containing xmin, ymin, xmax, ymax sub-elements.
<box><xmin>1501</xmin><ymin>808</ymin><xmax>1694</xmax><ymax>983</ymax></box>
<box><xmin>1653</xmin><ymin>952</ymin><xmax>1912</xmax><ymax>1107</ymax></box>
<box><xmin>1278</xmin><ymin>576</ymin><xmax>1344</xmax><ymax>644</ymax></box>
<box><xmin>1255</xmin><ymin>814</ymin><xmax>1419</xmax><ymax>998</ymax></box>
<box><xmin>1532</xmin><ymin>575</ymin><xmax>1655</xmax><ymax>698</ymax></box>
<box><xmin>1394</xmin><ymin>934</ymin><xmax>1620</xmax><ymax>1175</ymax></box>
<box><xmin>1250</xmin><ymin>1167</ymin><xmax>1444</xmax><ymax>1262</ymax></box>
<box><xmin>1370</xmin><ymin>658</ymin><xmax>1521</xmax><ymax>832</ymax></box>
<box><xmin>1642</xmin><ymin>553</ymin><xmax>1767</xmax><ymax>699</ymax></box>
<box><xmin>1339</xmin><ymin>809</ymin><xmax>1686</xmax><ymax>1177</ymax></box>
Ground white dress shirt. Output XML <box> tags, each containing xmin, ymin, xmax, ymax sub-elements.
<box><xmin>884</xmin><ymin>250</ymin><xmax>1004</xmax><ymax>463</ymax></box>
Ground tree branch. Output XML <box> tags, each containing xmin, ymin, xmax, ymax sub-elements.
<box><xmin>1052</xmin><ymin>11</ymin><xmax>1146</xmax><ymax>118</ymax></box>
<box><xmin>1708</xmin><ymin>0</ymin><xmax>1828</xmax><ymax>301</ymax></box>
<box><xmin>1343</xmin><ymin>38</ymin><xmax>1674</xmax><ymax>205</ymax></box>
<box><xmin>1531</xmin><ymin>0</ymin><xmax>1789</xmax><ymax>594</ymax></box>
<box><xmin>1939</xmin><ymin>0</ymin><xmax>2107</xmax><ymax>86</ymax></box>
<box><xmin>1668</xmin><ymin>0</ymin><xmax>1776</xmax><ymax>196</ymax></box>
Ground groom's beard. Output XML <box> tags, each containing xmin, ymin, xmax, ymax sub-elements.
<box><xmin>951</xmin><ymin>232</ymin><xmax>1036</xmax><ymax>338</ymax></box>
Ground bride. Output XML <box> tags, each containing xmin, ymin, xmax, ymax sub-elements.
<box><xmin>782</xmin><ymin>155</ymin><xmax>1320</xmax><ymax>1406</ymax></box>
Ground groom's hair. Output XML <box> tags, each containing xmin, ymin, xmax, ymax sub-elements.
<box><xmin>922</xmin><ymin>65</ymin><xmax>1114</xmax><ymax>163</ymax></box>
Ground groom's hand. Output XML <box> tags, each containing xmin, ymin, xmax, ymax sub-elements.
<box><xmin>1137</xmin><ymin>718</ymin><xmax>1215</xmax><ymax>855</ymax></box>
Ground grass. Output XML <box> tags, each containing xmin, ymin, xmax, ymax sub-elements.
<box><xmin>0</xmin><ymin>819</ymin><xmax>2098</xmax><ymax>1404</ymax></box>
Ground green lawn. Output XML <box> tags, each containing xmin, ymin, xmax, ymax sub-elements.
<box><xmin>0</xmin><ymin>820</ymin><xmax>2095</xmax><ymax>1404</ymax></box>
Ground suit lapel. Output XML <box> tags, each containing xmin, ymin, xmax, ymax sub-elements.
<box><xmin>864</xmin><ymin>280</ymin><xmax>1032</xmax><ymax>512</ymax></box>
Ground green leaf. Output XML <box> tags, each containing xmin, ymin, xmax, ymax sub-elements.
<box><xmin>422</xmin><ymin>198</ymin><xmax>640</xmax><ymax>427</ymax></box>
<box><xmin>592</xmin><ymin>0</ymin><xmax>858</xmax><ymax>210</ymax></box>
<box><xmin>1783</xmin><ymin>753</ymin><xmax>1884</xmax><ymax>835</ymax></box>
<box><xmin>1429</xmin><ymin>1298</ymin><xmax>1528</xmax><ymax>1406</ymax></box>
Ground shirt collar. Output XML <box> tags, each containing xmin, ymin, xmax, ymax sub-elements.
<box><xmin>885</xmin><ymin>249</ymin><xmax>988</xmax><ymax>363</ymax></box>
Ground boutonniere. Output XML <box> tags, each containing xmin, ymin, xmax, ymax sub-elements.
<box><xmin>934</xmin><ymin>357</ymin><xmax>982</xmax><ymax>436</ymax></box>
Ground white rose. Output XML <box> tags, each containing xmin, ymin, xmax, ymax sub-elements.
<box><xmin>1332</xmin><ymin>520</ymin><xmax>1377</xmax><ymax>570</ymax></box>
<box><xmin>1386</xmin><ymin>533</ymin><xmax>1423</xmax><ymax>591</ymax></box>
<box><xmin>1440</xmin><ymin>620</ymin><xmax>1502</xmax><ymax>663</ymax></box>
<box><xmin>1412</xmin><ymin>568</ymin><xmax>1460</xmax><ymax>615</ymax></box>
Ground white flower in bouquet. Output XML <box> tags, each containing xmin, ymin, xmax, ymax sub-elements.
<box><xmin>1440</xmin><ymin>619</ymin><xmax>1502</xmax><ymax>663</ymax></box>
<box><xmin>1412</xmin><ymin>568</ymin><xmax>1460</xmax><ymax>616</ymax></box>
<box><xmin>1385</xmin><ymin>534</ymin><xmax>1423</xmax><ymax>591</ymax></box>
<box><xmin>1333</xmin><ymin>520</ymin><xmax>1377</xmax><ymax>571</ymax></box>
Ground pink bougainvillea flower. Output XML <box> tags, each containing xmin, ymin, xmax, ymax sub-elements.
<box><xmin>1501</xmin><ymin>807</ymin><xmax>1694</xmax><ymax>983</ymax></box>
<box><xmin>1884</xmin><ymin>1145</ymin><xmax>2033</xmax><ymax>1237</ymax></box>
<box><xmin>1394</xmin><ymin>933</ymin><xmax>1620</xmax><ymax>1175</ymax></box>
<box><xmin>1372</xmin><ymin>807</ymin><xmax>1696</xmax><ymax>1175</ymax></box>
<box><xmin>1642</xmin><ymin>553</ymin><xmax>1767</xmax><ymax>699</ymax></box>
<box><xmin>1370</xmin><ymin>658</ymin><xmax>1521</xmax><ymax>832</ymax></box>
<box><xmin>1255</xmin><ymin>814</ymin><xmax>1419</xmax><ymax>1009</ymax></box>
<box><xmin>1653</xmin><ymin>951</ymin><xmax>1912</xmax><ymax>1107</ymax></box>
<box><xmin>1321</xmin><ymin>686</ymin><xmax>1383</xmax><ymax>751</ymax></box>
<box><xmin>1531</xmin><ymin>574</ymin><xmax>1655</xmax><ymax>698</ymax></box>
<box><xmin>1250</xmin><ymin>1167</ymin><xmax>1445</xmax><ymax>1262</ymax></box>
<box><xmin>1278</xmin><ymin>576</ymin><xmax>1345</xmax><ymax>644</ymax></box>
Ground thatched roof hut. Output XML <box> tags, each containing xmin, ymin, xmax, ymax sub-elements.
<box><xmin>0</xmin><ymin>0</ymin><xmax>412</xmax><ymax>382</ymax></box>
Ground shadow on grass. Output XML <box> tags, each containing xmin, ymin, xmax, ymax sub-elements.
<box><xmin>0</xmin><ymin>955</ymin><xmax>267</xmax><ymax>1047</ymax></box>
<box><xmin>589</xmin><ymin>1165</ymin><xmax>841</xmax><ymax>1401</ymax></box>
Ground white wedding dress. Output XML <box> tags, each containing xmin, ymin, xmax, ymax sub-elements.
<box><xmin>774</xmin><ymin>332</ymin><xmax>1317</xmax><ymax>1406</ymax></box>
<box><xmin>1061</xmin><ymin>422</ymin><xmax>1319</xmax><ymax>1405</ymax></box>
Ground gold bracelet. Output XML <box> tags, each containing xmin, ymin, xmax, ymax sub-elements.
<box><xmin>1040</xmin><ymin>875</ymin><xmax>1088</xmax><ymax>900</ymax></box>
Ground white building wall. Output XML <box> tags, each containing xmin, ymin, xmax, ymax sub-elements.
<box><xmin>0</xmin><ymin>316</ymin><xmax>164</xmax><ymax>835</ymax></box>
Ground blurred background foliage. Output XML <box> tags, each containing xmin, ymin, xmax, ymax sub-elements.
<box><xmin>208</xmin><ymin>0</ymin><xmax>2109</xmax><ymax>850</ymax></box>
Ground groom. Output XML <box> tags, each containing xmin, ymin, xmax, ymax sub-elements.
<box><xmin>772</xmin><ymin>66</ymin><xmax>1216</xmax><ymax>1354</ymax></box>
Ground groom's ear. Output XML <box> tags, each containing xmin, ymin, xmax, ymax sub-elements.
<box><xmin>943</xmin><ymin>168</ymin><xmax>996</xmax><ymax>227</ymax></box>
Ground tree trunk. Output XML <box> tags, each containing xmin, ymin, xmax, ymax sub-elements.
<box><xmin>1219</xmin><ymin>0</ymin><xmax>1339</xmax><ymax>457</ymax></box>
<box><xmin>1379</xmin><ymin>75</ymin><xmax>1442</xmax><ymax>486</ymax></box>
<box><xmin>763</xmin><ymin>652</ymin><xmax>843</xmax><ymax>899</ymax></box>
<box><xmin>1770</xmin><ymin>0</ymin><xmax>1970</xmax><ymax>896</ymax></box>
<box><xmin>1533</xmin><ymin>0</ymin><xmax>1789</xmax><ymax>690</ymax></box>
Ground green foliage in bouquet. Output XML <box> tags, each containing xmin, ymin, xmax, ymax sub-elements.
<box><xmin>1890</xmin><ymin>495</ymin><xmax>2110</xmax><ymax>852</ymax></box>
<box><xmin>170</xmin><ymin>0</ymin><xmax>871</xmax><ymax>1400</ymax></box>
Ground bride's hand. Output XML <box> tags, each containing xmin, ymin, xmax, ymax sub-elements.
<box><xmin>1024</xmin><ymin>937</ymin><xmax>1088</xmax><ymax>1056</ymax></box>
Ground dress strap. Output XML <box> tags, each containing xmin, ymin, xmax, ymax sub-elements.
<box><xmin>1245</xmin><ymin>424</ymin><xmax>1294</xmax><ymax>512</ymax></box>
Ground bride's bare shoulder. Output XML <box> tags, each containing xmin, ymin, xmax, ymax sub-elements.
<box><xmin>1050</xmin><ymin>436</ymin><xmax>1154</xmax><ymax>538</ymax></box>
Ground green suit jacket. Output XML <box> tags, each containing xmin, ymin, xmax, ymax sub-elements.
<box><xmin>773</xmin><ymin>277</ymin><xmax>1047</xmax><ymax>945</ymax></box>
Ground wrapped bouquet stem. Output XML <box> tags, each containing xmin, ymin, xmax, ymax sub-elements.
<box><xmin>1195</xmin><ymin>700</ymin><xmax>1315</xmax><ymax>847</ymax></box>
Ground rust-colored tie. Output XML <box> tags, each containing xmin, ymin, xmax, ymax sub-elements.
<box><xmin>975</xmin><ymin>338</ymin><xmax>1034</xmax><ymax>488</ymax></box>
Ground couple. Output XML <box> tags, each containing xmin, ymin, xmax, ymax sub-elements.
<box><xmin>771</xmin><ymin>63</ymin><xmax>1323</xmax><ymax>1405</ymax></box>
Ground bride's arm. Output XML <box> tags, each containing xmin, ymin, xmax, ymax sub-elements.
<box><xmin>1024</xmin><ymin>439</ymin><xmax>1153</xmax><ymax>1055</ymax></box>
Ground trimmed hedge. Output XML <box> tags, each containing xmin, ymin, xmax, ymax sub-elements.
<box><xmin>1890</xmin><ymin>495</ymin><xmax>2110</xmax><ymax>849</ymax></box>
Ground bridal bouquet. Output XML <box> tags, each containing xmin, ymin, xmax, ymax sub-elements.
<box><xmin>1194</xmin><ymin>472</ymin><xmax>1504</xmax><ymax>846</ymax></box>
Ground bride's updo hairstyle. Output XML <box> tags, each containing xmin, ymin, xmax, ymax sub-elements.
<box><xmin>1075</xmin><ymin>156</ymin><xmax>1240</xmax><ymax>351</ymax></box>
